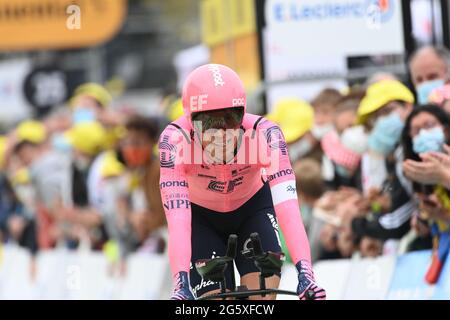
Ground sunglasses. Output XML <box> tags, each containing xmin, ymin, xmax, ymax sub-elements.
<box><xmin>192</xmin><ymin>107</ymin><xmax>244</xmax><ymax>132</ymax></box>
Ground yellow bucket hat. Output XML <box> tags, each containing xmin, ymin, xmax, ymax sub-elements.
<box><xmin>16</xmin><ymin>120</ymin><xmax>47</xmax><ymax>144</ymax></box>
<box><xmin>71</xmin><ymin>83</ymin><xmax>112</xmax><ymax>108</ymax></box>
<box><xmin>266</xmin><ymin>98</ymin><xmax>314</xmax><ymax>144</ymax></box>
<box><xmin>358</xmin><ymin>80</ymin><xmax>415</xmax><ymax>124</ymax></box>
<box><xmin>64</xmin><ymin>122</ymin><xmax>106</xmax><ymax>156</ymax></box>
<box><xmin>100</xmin><ymin>151</ymin><xmax>125</xmax><ymax>178</ymax></box>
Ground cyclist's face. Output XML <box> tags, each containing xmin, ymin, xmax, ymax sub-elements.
<box><xmin>192</xmin><ymin>108</ymin><xmax>244</xmax><ymax>163</ymax></box>
<box><xmin>201</xmin><ymin>128</ymin><xmax>241</xmax><ymax>163</ymax></box>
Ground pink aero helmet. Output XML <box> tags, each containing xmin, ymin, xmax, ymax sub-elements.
<box><xmin>182</xmin><ymin>64</ymin><xmax>246</xmax><ymax>119</ymax></box>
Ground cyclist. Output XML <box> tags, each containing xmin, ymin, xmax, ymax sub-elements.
<box><xmin>159</xmin><ymin>64</ymin><xmax>326</xmax><ymax>300</ymax></box>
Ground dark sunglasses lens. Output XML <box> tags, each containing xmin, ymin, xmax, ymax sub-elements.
<box><xmin>192</xmin><ymin>108</ymin><xmax>244</xmax><ymax>131</ymax></box>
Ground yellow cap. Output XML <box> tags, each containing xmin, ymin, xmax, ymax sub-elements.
<box><xmin>100</xmin><ymin>151</ymin><xmax>125</xmax><ymax>178</ymax></box>
<box><xmin>358</xmin><ymin>80</ymin><xmax>415</xmax><ymax>124</ymax></box>
<box><xmin>71</xmin><ymin>83</ymin><xmax>112</xmax><ymax>108</ymax></box>
<box><xmin>64</xmin><ymin>122</ymin><xmax>106</xmax><ymax>156</ymax></box>
<box><xmin>16</xmin><ymin>120</ymin><xmax>47</xmax><ymax>144</ymax></box>
<box><xmin>266</xmin><ymin>98</ymin><xmax>314</xmax><ymax>144</ymax></box>
<box><xmin>167</xmin><ymin>98</ymin><xmax>184</xmax><ymax>121</ymax></box>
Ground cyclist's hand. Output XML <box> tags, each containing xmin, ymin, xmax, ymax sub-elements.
<box><xmin>170</xmin><ymin>271</ymin><xmax>196</xmax><ymax>300</ymax></box>
<box><xmin>296</xmin><ymin>260</ymin><xmax>326</xmax><ymax>300</ymax></box>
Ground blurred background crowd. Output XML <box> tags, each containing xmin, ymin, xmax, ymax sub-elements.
<box><xmin>1</xmin><ymin>0</ymin><xmax>450</xmax><ymax>292</ymax></box>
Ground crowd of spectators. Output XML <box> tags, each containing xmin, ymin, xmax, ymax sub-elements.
<box><xmin>1</xmin><ymin>45</ymin><xmax>450</xmax><ymax>285</ymax></box>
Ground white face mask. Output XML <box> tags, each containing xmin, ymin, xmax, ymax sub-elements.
<box><xmin>288</xmin><ymin>137</ymin><xmax>313</xmax><ymax>162</ymax></box>
<box><xmin>311</xmin><ymin>123</ymin><xmax>334</xmax><ymax>140</ymax></box>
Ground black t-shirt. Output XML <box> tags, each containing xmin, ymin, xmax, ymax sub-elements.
<box><xmin>71</xmin><ymin>164</ymin><xmax>89</xmax><ymax>207</ymax></box>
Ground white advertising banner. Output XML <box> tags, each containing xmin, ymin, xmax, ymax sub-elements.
<box><xmin>278</xmin><ymin>260</ymin><xmax>353</xmax><ymax>300</ymax></box>
<box><xmin>263</xmin><ymin>0</ymin><xmax>405</xmax><ymax>108</ymax></box>
<box><xmin>0</xmin><ymin>59</ymin><xmax>32</xmax><ymax>124</ymax></box>
<box><xmin>265</xmin><ymin>0</ymin><xmax>405</xmax><ymax>59</ymax></box>
<box><xmin>0</xmin><ymin>246</ymin><xmax>171</xmax><ymax>300</ymax></box>
<box><xmin>342</xmin><ymin>255</ymin><xmax>397</xmax><ymax>300</ymax></box>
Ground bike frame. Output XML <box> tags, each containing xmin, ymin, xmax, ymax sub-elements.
<box><xmin>195</xmin><ymin>233</ymin><xmax>299</xmax><ymax>300</ymax></box>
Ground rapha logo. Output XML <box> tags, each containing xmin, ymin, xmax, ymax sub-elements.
<box><xmin>286</xmin><ymin>185</ymin><xmax>296</xmax><ymax>194</ymax></box>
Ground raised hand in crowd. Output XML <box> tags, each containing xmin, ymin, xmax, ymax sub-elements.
<box><xmin>403</xmin><ymin>145</ymin><xmax>450</xmax><ymax>188</ymax></box>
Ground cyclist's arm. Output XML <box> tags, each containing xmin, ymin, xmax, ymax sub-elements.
<box><xmin>260</xmin><ymin>121</ymin><xmax>312</xmax><ymax>264</ymax></box>
<box><xmin>159</xmin><ymin>125</ymin><xmax>192</xmax><ymax>277</ymax></box>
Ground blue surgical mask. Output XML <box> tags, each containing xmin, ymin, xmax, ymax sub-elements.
<box><xmin>73</xmin><ymin>108</ymin><xmax>96</xmax><ymax>124</ymax></box>
<box><xmin>52</xmin><ymin>134</ymin><xmax>72</xmax><ymax>153</ymax></box>
<box><xmin>413</xmin><ymin>127</ymin><xmax>446</xmax><ymax>154</ymax></box>
<box><xmin>368</xmin><ymin>112</ymin><xmax>405</xmax><ymax>156</ymax></box>
<box><xmin>417</xmin><ymin>79</ymin><xmax>445</xmax><ymax>104</ymax></box>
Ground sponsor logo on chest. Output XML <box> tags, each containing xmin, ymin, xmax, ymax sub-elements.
<box><xmin>207</xmin><ymin>176</ymin><xmax>244</xmax><ymax>194</ymax></box>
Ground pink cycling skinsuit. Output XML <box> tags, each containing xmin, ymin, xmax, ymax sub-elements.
<box><xmin>159</xmin><ymin>64</ymin><xmax>324</xmax><ymax>299</ymax></box>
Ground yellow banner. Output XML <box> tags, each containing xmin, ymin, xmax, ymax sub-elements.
<box><xmin>229</xmin><ymin>0</ymin><xmax>256</xmax><ymax>38</ymax></box>
<box><xmin>201</xmin><ymin>0</ymin><xmax>256</xmax><ymax>46</ymax></box>
<box><xmin>210</xmin><ymin>33</ymin><xmax>260</xmax><ymax>89</ymax></box>
<box><xmin>0</xmin><ymin>0</ymin><xmax>127</xmax><ymax>51</ymax></box>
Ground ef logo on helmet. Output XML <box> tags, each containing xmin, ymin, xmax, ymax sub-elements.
<box><xmin>190</xmin><ymin>94</ymin><xmax>208</xmax><ymax>111</ymax></box>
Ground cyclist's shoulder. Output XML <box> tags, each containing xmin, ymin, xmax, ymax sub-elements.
<box><xmin>159</xmin><ymin>116</ymin><xmax>191</xmax><ymax>142</ymax></box>
<box><xmin>242</xmin><ymin>113</ymin><xmax>278</xmax><ymax>131</ymax></box>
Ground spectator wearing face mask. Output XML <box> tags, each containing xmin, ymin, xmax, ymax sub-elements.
<box><xmin>402</xmin><ymin>106</ymin><xmax>450</xmax><ymax>191</ymax></box>
<box><xmin>12</xmin><ymin>120</ymin><xmax>71</xmax><ymax>249</ymax></box>
<box><xmin>401</xmin><ymin>105</ymin><xmax>450</xmax><ymax>284</ymax></box>
<box><xmin>88</xmin><ymin>116</ymin><xmax>165</xmax><ymax>269</ymax></box>
<box><xmin>0</xmin><ymin>134</ymin><xmax>38</xmax><ymax>256</ymax></box>
<box><xmin>333</xmin><ymin>94</ymin><xmax>361</xmax><ymax>135</ymax></box>
<box><xmin>53</xmin><ymin>121</ymin><xmax>108</xmax><ymax>250</ymax></box>
<box><xmin>408</xmin><ymin>46</ymin><xmax>450</xmax><ymax>105</ymax></box>
<box><xmin>351</xmin><ymin>80</ymin><xmax>417</xmax><ymax>251</ymax></box>
<box><xmin>358</xmin><ymin>80</ymin><xmax>414</xmax><ymax>192</ymax></box>
<box><xmin>310</xmin><ymin>88</ymin><xmax>343</xmax><ymax>141</ymax></box>
<box><xmin>321</xmin><ymin>125</ymin><xmax>368</xmax><ymax>190</ymax></box>
<box><xmin>266</xmin><ymin>98</ymin><xmax>317</xmax><ymax>162</ymax></box>
<box><xmin>70</xmin><ymin>83</ymin><xmax>124</xmax><ymax>150</ymax></box>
